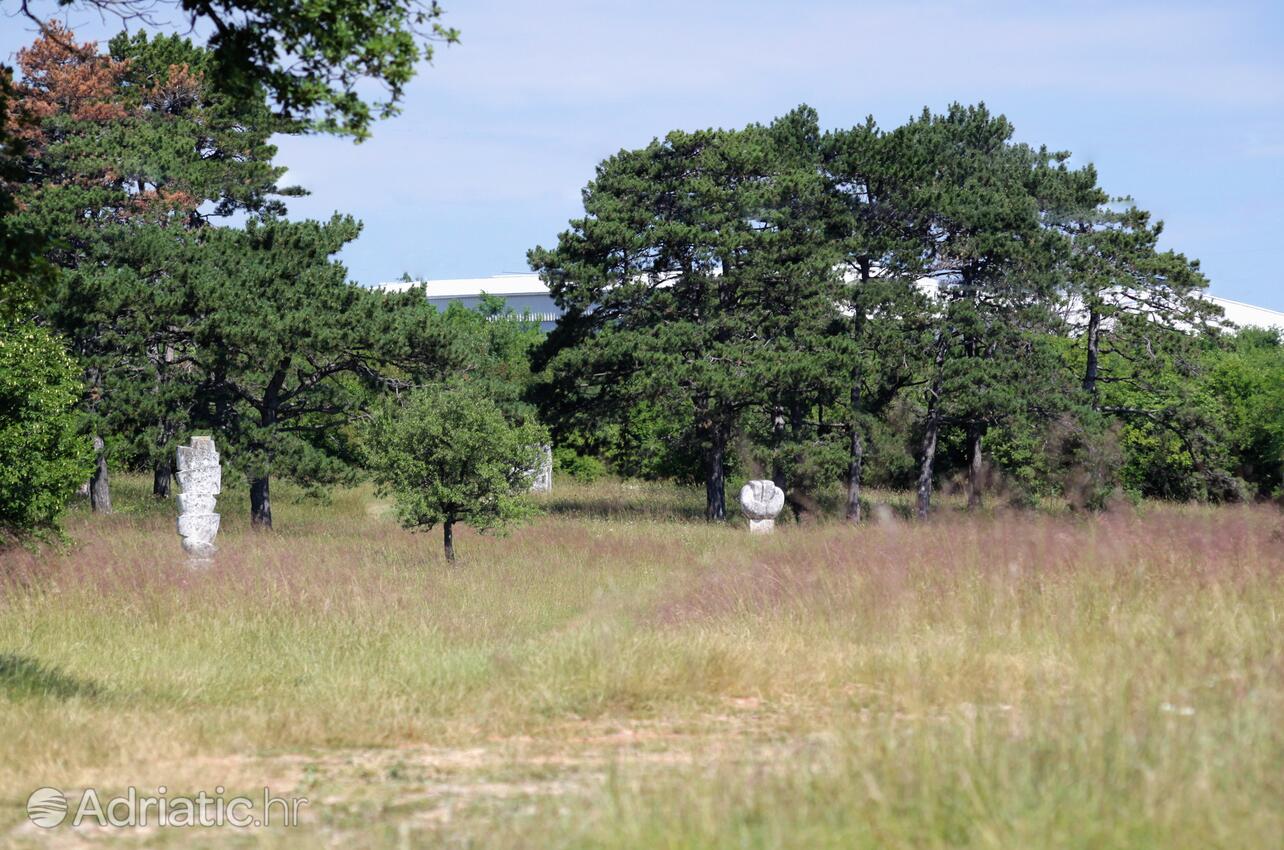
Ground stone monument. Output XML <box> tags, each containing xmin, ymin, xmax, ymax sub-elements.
<box><xmin>530</xmin><ymin>444</ymin><xmax>553</xmax><ymax>493</ymax></box>
<box><xmin>176</xmin><ymin>435</ymin><xmax>221</xmax><ymax>560</ymax></box>
<box><xmin>739</xmin><ymin>479</ymin><xmax>785</xmax><ymax>534</ymax></box>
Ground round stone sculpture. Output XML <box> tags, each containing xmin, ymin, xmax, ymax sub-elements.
<box><xmin>739</xmin><ymin>479</ymin><xmax>785</xmax><ymax>534</ymax></box>
<box><xmin>176</xmin><ymin>436</ymin><xmax>221</xmax><ymax>560</ymax></box>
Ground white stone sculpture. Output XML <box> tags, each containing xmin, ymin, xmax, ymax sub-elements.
<box><xmin>739</xmin><ymin>479</ymin><xmax>785</xmax><ymax>534</ymax></box>
<box><xmin>176</xmin><ymin>436</ymin><xmax>221</xmax><ymax>560</ymax></box>
<box><xmin>530</xmin><ymin>444</ymin><xmax>553</xmax><ymax>493</ymax></box>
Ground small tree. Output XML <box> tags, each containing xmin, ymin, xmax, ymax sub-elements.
<box><xmin>364</xmin><ymin>384</ymin><xmax>546</xmax><ymax>562</ymax></box>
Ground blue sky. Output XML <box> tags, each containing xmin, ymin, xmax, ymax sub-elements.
<box><xmin>5</xmin><ymin>0</ymin><xmax>1283</xmax><ymax>308</ymax></box>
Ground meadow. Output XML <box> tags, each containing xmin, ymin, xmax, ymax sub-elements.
<box><xmin>1</xmin><ymin>476</ymin><xmax>1281</xmax><ymax>848</ymax></box>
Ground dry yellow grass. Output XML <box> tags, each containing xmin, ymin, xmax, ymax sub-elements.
<box><xmin>1</xmin><ymin>476</ymin><xmax>1281</xmax><ymax>848</ymax></box>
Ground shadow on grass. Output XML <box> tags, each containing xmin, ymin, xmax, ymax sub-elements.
<box><xmin>538</xmin><ymin>496</ymin><xmax>707</xmax><ymax>523</ymax></box>
<box><xmin>0</xmin><ymin>653</ymin><xmax>100</xmax><ymax>701</ymax></box>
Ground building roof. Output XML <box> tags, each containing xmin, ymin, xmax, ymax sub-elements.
<box><xmin>1208</xmin><ymin>296</ymin><xmax>1284</xmax><ymax>330</ymax></box>
<box><xmin>375</xmin><ymin>274</ymin><xmax>1284</xmax><ymax>330</ymax></box>
<box><xmin>377</xmin><ymin>273</ymin><xmax>547</xmax><ymax>299</ymax></box>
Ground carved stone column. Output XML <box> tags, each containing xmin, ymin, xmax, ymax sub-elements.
<box><xmin>530</xmin><ymin>444</ymin><xmax>553</xmax><ymax>493</ymax></box>
<box><xmin>176</xmin><ymin>436</ymin><xmax>221</xmax><ymax>560</ymax></box>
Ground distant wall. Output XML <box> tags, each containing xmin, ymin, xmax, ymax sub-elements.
<box><xmin>424</xmin><ymin>293</ymin><xmax>561</xmax><ymax>331</ymax></box>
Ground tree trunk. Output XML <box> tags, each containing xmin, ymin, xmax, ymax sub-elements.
<box><xmin>443</xmin><ymin>520</ymin><xmax>456</xmax><ymax>563</ymax></box>
<box><xmin>846</xmin><ymin>258</ymin><xmax>872</xmax><ymax>524</ymax></box>
<box><xmin>845</xmin><ymin>383</ymin><xmax>864</xmax><ymax>523</ymax></box>
<box><xmin>153</xmin><ymin>459</ymin><xmax>172</xmax><ymax>498</ymax></box>
<box><xmin>250</xmin><ymin>476</ymin><xmax>272</xmax><ymax>529</ymax></box>
<box><xmin>250</xmin><ymin>371</ymin><xmax>286</xmax><ymax>531</ymax></box>
<box><xmin>1082</xmin><ymin>307</ymin><xmax>1101</xmax><ymax>398</ymax></box>
<box><xmin>770</xmin><ymin>407</ymin><xmax>787</xmax><ymax>494</ymax></box>
<box><xmin>967</xmin><ymin>424</ymin><xmax>984</xmax><ymax>511</ymax></box>
<box><xmin>916</xmin><ymin>334</ymin><xmax>947</xmax><ymax>520</ymax></box>
<box><xmin>786</xmin><ymin>401</ymin><xmax>807</xmax><ymax>522</ymax></box>
<box><xmin>90</xmin><ymin>435</ymin><xmax>112</xmax><ymax>514</ymax></box>
<box><xmin>915</xmin><ymin>411</ymin><xmax>939</xmax><ymax>520</ymax></box>
<box><xmin>703</xmin><ymin>422</ymin><xmax>727</xmax><ymax>522</ymax></box>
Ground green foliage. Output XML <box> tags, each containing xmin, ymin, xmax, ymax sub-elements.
<box><xmin>14</xmin><ymin>28</ymin><xmax>301</xmax><ymax>499</ymax></box>
<box><xmin>531</xmin><ymin>107</ymin><xmax>848</xmax><ymax>519</ymax></box>
<box><xmin>175</xmin><ymin>215</ymin><xmax>384</xmax><ymax>522</ymax></box>
<box><xmin>552</xmin><ymin>400</ymin><xmax>706</xmax><ymax>484</ymax></box>
<box><xmin>553</xmin><ymin>447</ymin><xmax>606</xmax><ymax>483</ymax></box>
<box><xmin>1202</xmin><ymin>329</ymin><xmax>1284</xmax><ymax>498</ymax></box>
<box><xmin>0</xmin><ymin>66</ymin><xmax>87</xmax><ymax>540</ymax></box>
<box><xmin>533</xmin><ymin>102</ymin><xmax>1267</xmax><ymax>515</ymax></box>
<box><xmin>36</xmin><ymin>0</ymin><xmax>458</xmax><ymax>139</ymax></box>
<box><xmin>10</xmin><ymin>45</ymin><xmax>1277</xmax><ymax>531</ymax></box>
<box><xmin>437</xmin><ymin>300</ymin><xmax>543</xmax><ymax>421</ymax></box>
<box><xmin>0</xmin><ymin>321</ymin><xmax>92</xmax><ymax>542</ymax></box>
<box><xmin>0</xmin><ymin>69</ymin><xmax>54</xmax><ymax>319</ymax></box>
<box><xmin>364</xmin><ymin>382</ymin><xmax>547</xmax><ymax>560</ymax></box>
<box><xmin>108</xmin><ymin>30</ymin><xmax>300</xmax><ymax>216</ymax></box>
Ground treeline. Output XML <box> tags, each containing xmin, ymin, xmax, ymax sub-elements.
<box><xmin>1</xmin><ymin>27</ymin><xmax>1280</xmax><ymax>544</ymax></box>
<box><xmin>530</xmin><ymin>107</ymin><xmax>1283</xmax><ymax>520</ymax></box>
<box><xmin>0</xmin><ymin>28</ymin><xmax>540</xmax><ymax>540</ymax></box>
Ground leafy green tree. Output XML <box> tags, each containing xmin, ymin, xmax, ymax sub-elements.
<box><xmin>0</xmin><ymin>320</ymin><xmax>92</xmax><ymax>543</ymax></box>
<box><xmin>436</xmin><ymin>296</ymin><xmax>544</xmax><ymax>421</ymax></box>
<box><xmin>21</xmin><ymin>0</ymin><xmax>458</xmax><ymax>139</ymax></box>
<box><xmin>1092</xmin><ymin>323</ymin><xmax>1249</xmax><ymax>504</ymax></box>
<box><xmin>558</xmin><ymin>399</ymin><xmax>704</xmax><ymax>483</ymax></box>
<box><xmin>364</xmin><ymin>382</ymin><xmax>546</xmax><ymax>562</ymax></box>
<box><xmin>1203</xmin><ymin>329</ymin><xmax>1284</xmax><ymax>499</ymax></box>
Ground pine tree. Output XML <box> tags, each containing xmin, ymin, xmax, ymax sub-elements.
<box><xmin>20</xmin><ymin>0</ymin><xmax>459</xmax><ymax>139</ymax></box>
<box><xmin>899</xmin><ymin>104</ymin><xmax>1069</xmax><ymax>517</ymax></box>
<box><xmin>728</xmin><ymin>107</ymin><xmax>850</xmax><ymax>521</ymax></box>
<box><xmin>13</xmin><ymin>26</ymin><xmax>295</xmax><ymax>504</ymax></box>
<box><xmin>822</xmin><ymin>117</ymin><xmax>934</xmax><ymax>521</ymax></box>
<box><xmin>1033</xmin><ymin>151</ymin><xmax>1237</xmax><ymax>502</ymax></box>
<box><xmin>176</xmin><ymin>215</ymin><xmax>384</xmax><ymax>528</ymax></box>
<box><xmin>532</xmin><ymin>109</ymin><xmax>846</xmax><ymax>520</ymax></box>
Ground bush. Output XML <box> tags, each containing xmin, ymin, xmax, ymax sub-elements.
<box><xmin>0</xmin><ymin>321</ymin><xmax>92</xmax><ymax>543</ymax></box>
<box><xmin>553</xmin><ymin>447</ymin><xmax>606</xmax><ymax>482</ymax></box>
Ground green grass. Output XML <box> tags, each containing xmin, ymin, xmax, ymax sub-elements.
<box><xmin>0</xmin><ymin>476</ymin><xmax>1281</xmax><ymax>848</ymax></box>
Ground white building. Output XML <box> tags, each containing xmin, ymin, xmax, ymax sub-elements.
<box><xmin>1204</xmin><ymin>296</ymin><xmax>1284</xmax><ymax>331</ymax></box>
<box><xmin>378</xmin><ymin>274</ymin><xmax>561</xmax><ymax>330</ymax></box>
<box><xmin>376</xmin><ymin>274</ymin><xmax>1284</xmax><ymax>333</ymax></box>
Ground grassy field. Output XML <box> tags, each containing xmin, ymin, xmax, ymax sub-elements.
<box><xmin>1</xmin><ymin>476</ymin><xmax>1281</xmax><ymax>848</ymax></box>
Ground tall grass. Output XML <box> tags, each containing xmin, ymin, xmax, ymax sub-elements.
<box><xmin>1</xmin><ymin>476</ymin><xmax>1280</xmax><ymax>847</ymax></box>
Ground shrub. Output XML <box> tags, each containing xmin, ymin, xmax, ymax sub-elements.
<box><xmin>0</xmin><ymin>321</ymin><xmax>92</xmax><ymax>543</ymax></box>
<box><xmin>553</xmin><ymin>447</ymin><xmax>606</xmax><ymax>483</ymax></box>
